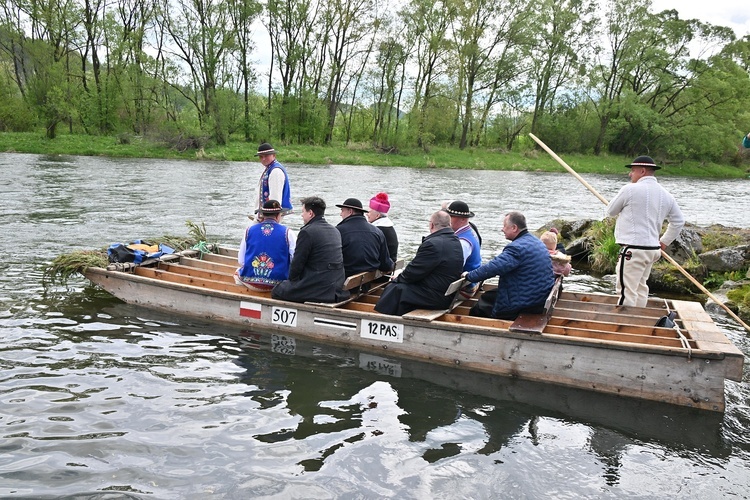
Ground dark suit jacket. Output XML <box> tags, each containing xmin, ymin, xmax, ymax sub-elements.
<box><xmin>337</xmin><ymin>214</ymin><xmax>394</xmax><ymax>276</ymax></box>
<box><xmin>272</xmin><ymin>216</ymin><xmax>348</xmax><ymax>303</ymax></box>
<box><xmin>374</xmin><ymin>227</ymin><xmax>463</xmax><ymax>315</ymax></box>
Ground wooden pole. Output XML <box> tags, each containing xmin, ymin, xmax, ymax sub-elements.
<box><xmin>529</xmin><ymin>132</ymin><xmax>750</xmax><ymax>333</ymax></box>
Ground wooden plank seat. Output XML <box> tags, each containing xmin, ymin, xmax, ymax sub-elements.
<box><xmin>551</xmin><ymin>305</ymin><xmax>671</xmax><ymax>327</ymax></box>
<box><xmin>509</xmin><ymin>275</ymin><xmax>564</xmax><ymax>334</ymax></box>
<box><xmin>201</xmin><ymin>252</ymin><xmax>241</xmax><ymax>266</ymax></box>
<box><xmin>305</xmin><ymin>260</ymin><xmax>404</xmax><ymax>308</ymax></box>
<box><xmin>401</xmin><ymin>277</ymin><xmax>467</xmax><ymax>322</ymax></box>
<box><xmin>156</xmin><ymin>261</ymin><xmax>236</xmax><ymax>283</ymax></box>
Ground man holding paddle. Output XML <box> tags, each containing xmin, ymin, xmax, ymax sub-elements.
<box><xmin>606</xmin><ymin>156</ymin><xmax>684</xmax><ymax>308</ymax></box>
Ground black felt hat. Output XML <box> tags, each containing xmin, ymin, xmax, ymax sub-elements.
<box><xmin>254</xmin><ymin>142</ymin><xmax>277</xmax><ymax>156</ymax></box>
<box><xmin>444</xmin><ymin>200</ymin><xmax>475</xmax><ymax>218</ymax></box>
<box><xmin>626</xmin><ymin>155</ymin><xmax>660</xmax><ymax>170</ymax></box>
<box><xmin>336</xmin><ymin>198</ymin><xmax>368</xmax><ymax>213</ymax></box>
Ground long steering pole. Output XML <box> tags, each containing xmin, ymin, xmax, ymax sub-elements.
<box><xmin>529</xmin><ymin>132</ymin><xmax>750</xmax><ymax>333</ymax></box>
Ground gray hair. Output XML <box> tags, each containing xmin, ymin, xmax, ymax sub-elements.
<box><xmin>506</xmin><ymin>211</ymin><xmax>527</xmax><ymax>230</ymax></box>
<box><xmin>431</xmin><ymin>210</ymin><xmax>451</xmax><ymax>229</ymax></box>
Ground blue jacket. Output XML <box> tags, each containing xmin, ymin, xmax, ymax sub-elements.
<box><xmin>466</xmin><ymin>230</ymin><xmax>555</xmax><ymax>317</ymax></box>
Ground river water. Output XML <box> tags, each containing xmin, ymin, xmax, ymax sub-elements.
<box><xmin>1</xmin><ymin>152</ymin><xmax>749</xmax><ymax>499</ymax></box>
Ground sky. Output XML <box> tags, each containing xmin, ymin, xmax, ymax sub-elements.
<box><xmin>651</xmin><ymin>0</ymin><xmax>750</xmax><ymax>37</ymax></box>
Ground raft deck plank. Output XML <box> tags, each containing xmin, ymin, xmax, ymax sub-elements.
<box><xmin>180</xmin><ymin>256</ymin><xmax>237</xmax><ymax>273</ymax></box>
<box><xmin>306</xmin><ymin>261</ymin><xmax>404</xmax><ymax>308</ymax></box>
<box><xmin>158</xmin><ymin>261</ymin><xmax>235</xmax><ymax>282</ymax></box>
<box><xmin>401</xmin><ymin>277</ymin><xmax>467</xmax><ymax>321</ymax></box>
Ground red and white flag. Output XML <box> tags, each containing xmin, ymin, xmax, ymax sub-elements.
<box><xmin>239</xmin><ymin>301</ymin><xmax>262</xmax><ymax>319</ymax></box>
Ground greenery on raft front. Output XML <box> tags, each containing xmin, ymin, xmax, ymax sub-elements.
<box><xmin>1</xmin><ymin>131</ymin><xmax>748</xmax><ymax>178</ymax></box>
<box><xmin>43</xmin><ymin>221</ymin><xmax>214</xmax><ymax>286</ymax></box>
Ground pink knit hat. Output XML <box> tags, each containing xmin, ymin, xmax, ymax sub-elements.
<box><xmin>369</xmin><ymin>192</ymin><xmax>391</xmax><ymax>214</ymax></box>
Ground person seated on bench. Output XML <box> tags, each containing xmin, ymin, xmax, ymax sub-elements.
<box><xmin>234</xmin><ymin>199</ymin><xmax>296</xmax><ymax>291</ymax></box>
<box><xmin>444</xmin><ymin>200</ymin><xmax>482</xmax><ymax>297</ymax></box>
<box><xmin>367</xmin><ymin>192</ymin><xmax>399</xmax><ymax>262</ymax></box>
<box><xmin>463</xmin><ymin>211</ymin><xmax>555</xmax><ymax>320</ymax></box>
<box><xmin>375</xmin><ymin>211</ymin><xmax>463</xmax><ymax>316</ymax></box>
<box><xmin>272</xmin><ymin>196</ymin><xmax>349</xmax><ymax>303</ymax></box>
<box><xmin>336</xmin><ymin>197</ymin><xmax>394</xmax><ymax>277</ymax></box>
<box><xmin>540</xmin><ymin>231</ymin><xmax>572</xmax><ymax>277</ymax></box>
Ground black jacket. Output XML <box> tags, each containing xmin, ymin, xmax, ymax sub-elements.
<box><xmin>374</xmin><ymin>227</ymin><xmax>463</xmax><ymax>316</ymax></box>
<box><xmin>272</xmin><ymin>216</ymin><xmax>348</xmax><ymax>303</ymax></box>
<box><xmin>337</xmin><ymin>214</ymin><xmax>394</xmax><ymax>276</ymax></box>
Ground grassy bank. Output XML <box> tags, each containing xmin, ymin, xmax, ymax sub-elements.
<box><xmin>2</xmin><ymin>131</ymin><xmax>748</xmax><ymax>178</ymax></box>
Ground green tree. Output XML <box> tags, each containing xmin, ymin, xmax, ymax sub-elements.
<box><xmin>266</xmin><ymin>0</ymin><xmax>317</xmax><ymax>141</ymax></box>
<box><xmin>226</xmin><ymin>0</ymin><xmax>260</xmax><ymax>142</ymax></box>
<box><xmin>400</xmin><ymin>0</ymin><xmax>452</xmax><ymax>150</ymax></box>
<box><xmin>318</xmin><ymin>0</ymin><xmax>378</xmax><ymax>144</ymax></box>
<box><xmin>528</xmin><ymin>0</ymin><xmax>597</xmax><ymax>136</ymax></box>
<box><xmin>158</xmin><ymin>0</ymin><xmax>237</xmax><ymax>144</ymax></box>
<box><xmin>449</xmin><ymin>0</ymin><xmax>532</xmax><ymax>149</ymax></box>
<box><xmin>368</xmin><ymin>31</ymin><xmax>408</xmax><ymax>148</ymax></box>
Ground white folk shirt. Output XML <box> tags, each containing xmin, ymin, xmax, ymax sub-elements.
<box><xmin>606</xmin><ymin>176</ymin><xmax>685</xmax><ymax>247</ymax></box>
<box><xmin>254</xmin><ymin>167</ymin><xmax>288</xmax><ymax>214</ymax></box>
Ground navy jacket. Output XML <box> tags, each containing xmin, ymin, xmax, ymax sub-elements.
<box><xmin>337</xmin><ymin>214</ymin><xmax>394</xmax><ymax>276</ymax></box>
<box><xmin>466</xmin><ymin>230</ymin><xmax>555</xmax><ymax>317</ymax></box>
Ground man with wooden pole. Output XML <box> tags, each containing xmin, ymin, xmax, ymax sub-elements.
<box><xmin>529</xmin><ymin>132</ymin><xmax>750</xmax><ymax>333</ymax></box>
<box><xmin>606</xmin><ymin>155</ymin><xmax>684</xmax><ymax>307</ymax></box>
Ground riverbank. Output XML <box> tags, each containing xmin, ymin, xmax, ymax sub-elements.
<box><xmin>2</xmin><ymin>131</ymin><xmax>748</xmax><ymax>178</ymax></box>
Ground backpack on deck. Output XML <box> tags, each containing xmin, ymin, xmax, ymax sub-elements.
<box><xmin>107</xmin><ymin>240</ymin><xmax>174</xmax><ymax>264</ymax></box>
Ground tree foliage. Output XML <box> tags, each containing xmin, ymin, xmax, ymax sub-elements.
<box><xmin>0</xmin><ymin>0</ymin><xmax>749</xmax><ymax>164</ymax></box>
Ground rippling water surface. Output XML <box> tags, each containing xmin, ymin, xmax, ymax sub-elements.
<box><xmin>1</xmin><ymin>153</ymin><xmax>749</xmax><ymax>498</ymax></box>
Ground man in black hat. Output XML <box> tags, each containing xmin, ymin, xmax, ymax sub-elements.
<box><xmin>444</xmin><ymin>200</ymin><xmax>482</xmax><ymax>296</ymax></box>
<box><xmin>606</xmin><ymin>155</ymin><xmax>685</xmax><ymax>307</ymax></box>
<box><xmin>235</xmin><ymin>200</ymin><xmax>296</xmax><ymax>291</ymax></box>
<box><xmin>253</xmin><ymin>142</ymin><xmax>292</xmax><ymax>217</ymax></box>
<box><xmin>336</xmin><ymin>198</ymin><xmax>393</xmax><ymax>277</ymax></box>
